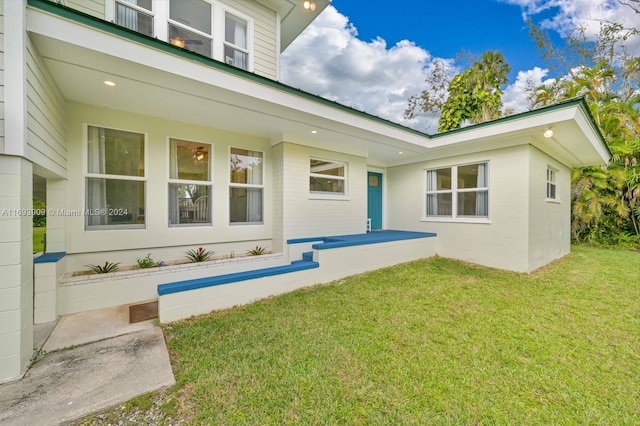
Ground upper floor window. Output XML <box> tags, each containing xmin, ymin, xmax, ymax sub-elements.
<box><xmin>309</xmin><ymin>159</ymin><xmax>347</xmax><ymax>197</ymax></box>
<box><xmin>109</xmin><ymin>0</ymin><xmax>253</xmax><ymax>71</ymax></box>
<box><xmin>168</xmin><ymin>0</ymin><xmax>213</xmax><ymax>57</ymax></box>
<box><xmin>426</xmin><ymin>162</ymin><xmax>488</xmax><ymax>219</ymax></box>
<box><xmin>85</xmin><ymin>126</ymin><xmax>147</xmax><ymax>229</ymax></box>
<box><xmin>547</xmin><ymin>167</ymin><xmax>558</xmax><ymax>201</ymax></box>
<box><xmin>115</xmin><ymin>0</ymin><xmax>153</xmax><ymax>37</ymax></box>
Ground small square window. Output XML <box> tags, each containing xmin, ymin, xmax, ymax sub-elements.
<box><xmin>310</xmin><ymin>159</ymin><xmax>346</xmax><ymax>196</ymax></box>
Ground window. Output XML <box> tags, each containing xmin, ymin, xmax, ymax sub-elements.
<box><xmin>168</xmin><ymin>0</ymin><xmax>213</xmax><ymax>57</ymax></box>
<box><xmin>309</xmin><ymin>159</ymin><xmax>346</xmax><ymax>196</ymax></box>
<box><xmin>547</xmin><ymin>167</ymin><xmax>558</xmax><ymax>200</ymax></box>
<box><xmin>229</xmin><ymin>148</ymin><xmax>263</xmax><ymax>224</ymax></box>
<box><xmin>114</xmin><ymin>0</ymin><xmax>153</xmax><ymax>37</ymax></box>
<box><xmin>86</xmin><ymin>126</ymin><xmax>146</xmax><ymax>229</ymax></box>
<box><xmin>426</xmin><ymin>162</ymin><xmax>488</xmax><ymax>219</ymax></box>
<box><xmin>224</xmin><ymin>12</ymin><xmax>249</xmax><ymax>69</ymax></box>
<box><xmin>111</xmin><ymin>1</ymin><xmax>253</xmax><ymax>71</ymax></box>
<box><xmin>168</xmin><ymin>139</ymin><xmax>212</xmax><ymax>226</ymax></box>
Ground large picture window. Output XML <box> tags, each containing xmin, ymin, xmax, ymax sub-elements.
<box><xmin>426</xmin><ymin>162</ymin><xmax>488</xmax><ymax>219</ymax></box>
<box><xmin>86</xmin><ymin>126</ymin><xmax>146</xmax><ymax>229</ymax></box>
<box><xmin>309</xmin><ymin>159</ymin><xmax>346</xmax><ymax>196</ymax></box>
<box><xmin>229</xmin><ymin>148</ymin><xmax>263</xmax><ymax>224</ymax></box>
<box><xmin>168</xmin><ymin>139</ymin><xmax>212</xmax><ymax>226</ymax></box>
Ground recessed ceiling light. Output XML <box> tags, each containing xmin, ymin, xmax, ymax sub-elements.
<box><xmin>311</xmin><ymin>130</ymin><xmax>318</xmax><ymax>134</ymax></box>
<box><xmin>104</xmin><ymin>80</ymin><xmax>116</xmax><ymax>87</ymax></box>
<box><xmin>543</xmin><ymin>128</ymin><xmax>554</xmax><ymax>138</ymax></box>
<box><xmin>398</xmin><ymin>151</ymin><xmax>404</xmax><ymax>155</ymax></box>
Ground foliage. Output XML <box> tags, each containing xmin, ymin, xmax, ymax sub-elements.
<box><xmin>85</xmin><ymin>261</ymin><xmax>120</xmax><ymax>274</ymax></box>
<box><xmin>528</xmin><ymin>14</ymin><xmax>640</xmax><ymax>247</ymax></box>
<box><xmin>185</xmin><ymin>247</ymin><xmax>214</xmax><ymax>263</ymax></box>
<box><xmin>405</xmin><ymin>51</ymin><xmax>511</xmax><ymax>132</ymax></box>
<box><xmin>33</xmin><ymin>227</ymin><xmax>46</xmax><ymax>254</ymax></box>
<box><xmin>33</xmin><ymin>198</ymin><xmax>46</xmax><ymax>227</ymax></box>
<box><xmin>137</xmin><ymin>253</ymin><xmax>158</xmax><ymax>269</ymax></box>
<box><xmin>246</xmin><ymin>245</ymin><xmax>268</xmax><ymax>256</ymax></box>
<box><xmin>88</xmin><ymin>248</ymin><xmax>640</xmax><ymax>424</ymax></box>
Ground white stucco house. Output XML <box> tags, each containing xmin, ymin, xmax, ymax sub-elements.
<box><xmin>0</xmin><ymin>0</ymin><xmax>610</xmax><ymax>383</ymax></box>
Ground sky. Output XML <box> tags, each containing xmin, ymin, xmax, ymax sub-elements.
<box><xmin>280</xmin><ymin>0</ymin><xmax>640</xmax><ymax>133</ymax></box>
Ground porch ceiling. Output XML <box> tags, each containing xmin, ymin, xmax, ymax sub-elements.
<box><xmin>29</xmin><ymin>32</ymin><xmax>425</xmax><ymax>167</ymax></box>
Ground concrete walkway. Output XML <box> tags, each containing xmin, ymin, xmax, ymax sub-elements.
<box><xmin>0</xmin><ymin>305</ymin><xmax>175</xmax><ymax>426</ymax></box>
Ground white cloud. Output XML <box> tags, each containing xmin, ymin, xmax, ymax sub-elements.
<box><xmin>280</xmin><ymin>6</ymin><xmax>445</xmax><ymax>133</ymax></box>
<box><xmin>502</xmin><ymin>67</ymin><xmax>551</xmax><ymax>113</ymax></box>
<box><xmin>281</xmin><ymin>2</ymin><xmax>637</xmax><ymax>134</ymax></box>
<box><xmin>499</xmin><ymin>0</ymin><xmax>640</xmax><ymax>51</ymax></box>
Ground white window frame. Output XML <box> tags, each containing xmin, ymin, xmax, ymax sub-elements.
<box><xmin>83</xmin><ymin>124</ymin><xmax>148</xmax><ymax>231</ymax></box>
<box><xmin>309</xmin><ymin>158</ymin><xmax>348</xmax><ymax>200</ymax></box>
<box><xmin>167</xmin><ymin>137</ymin><xmax>214</xmax><ymax>228</ymax></box>
<box><xmin>107</xmin><ymin>0</ymin><xmax>254</xmax><ymax>71</ymax></box>
<box><xmin>546</xmin><ymin>166</ymin><xmax>560</xmax><ymax>202</ymax></box>
<box><xmin>423</xmin><ymin>161</ymin><xmax>490</xmax><ymax>223</ymax></box>
<box><xmin>229</xmin><ymin>147</ymin><xmax>264</xmax><ymax>225</ymax></box>
<box><xmin>106</xmin><ymin>0</ymin><xmax>155</xmax><ymax>36</ymax></box>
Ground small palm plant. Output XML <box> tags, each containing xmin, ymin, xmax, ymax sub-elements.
<box><xmin>85</xmin><ymin>261</ymin><xmax>120</xmax><ymax>274</ymax></box>
<box><xmin>137</xmin><ymin>253</ymin><xmax>157</xmax><ymax>269</ymax></box>
<box><xmin>246</xmin><ymin>245</ymin><xmax>268</xmax><ymax>256</ymax></box>
<box><xmin>186</xmin><ymin>247</ymin><xmax>214</xmax><ymax>263</ymax></box>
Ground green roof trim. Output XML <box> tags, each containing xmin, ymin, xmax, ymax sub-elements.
<box><xmin>27</xmin><ymin>0</ymin><xmax>609</xmax><ymax>156</ymax></box>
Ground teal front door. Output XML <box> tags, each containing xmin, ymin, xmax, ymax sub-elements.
<box><xmin>367</xmin><ymin>172</ymin><xmax>383</xmax><ymax>230</ymax></box>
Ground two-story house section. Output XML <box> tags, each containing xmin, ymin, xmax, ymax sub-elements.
<box><xmin>0</xmin><ymin>0</ymin><xmax>609</xmax><ymax>383</ymax></box>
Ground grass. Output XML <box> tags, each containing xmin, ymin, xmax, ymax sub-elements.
<box><xmin>33</xmin><ymin>227</ymin><xmax>46</xmax><ymax>253</ymax></box>
<box><xmin>78</xmin><ymin>246</ymin><xmax>639</xmax><ymax>425</ymax></box>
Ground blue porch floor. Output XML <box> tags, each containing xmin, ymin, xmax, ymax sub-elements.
<box><xmin>288</xmin><ymin>230</ymin><xmax>437</xmax><ymax>250</ymax></box>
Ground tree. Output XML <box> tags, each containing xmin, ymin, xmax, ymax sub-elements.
<box><xmin>405</xmin><ymin>51</ymin><xmax>511</xmax><ymax>132</ymax></box>
<box><xmin>529</xmin><ymin>16</ymin><xmax>640</xmax><ymax>247</ymax></box>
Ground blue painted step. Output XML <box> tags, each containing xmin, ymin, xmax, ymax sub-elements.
<box><xmin>158</xmin><ymin>260</ymin><xmax>319</xmax><ymax>296</ymax></box>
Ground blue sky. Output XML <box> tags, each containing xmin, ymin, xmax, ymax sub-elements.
<box><xmin>280</xmin><ymin>0</ymin><xmax>640</xmax><ymax>133</ymax></box>
<box><xmin>330</xmin><ymin>0</ymin><xmax>557</xmax><ymax>81</ymax></box>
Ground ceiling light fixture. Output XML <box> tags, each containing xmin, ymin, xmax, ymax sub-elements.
<box><xmin>303</xmin><ymin>1</ymin><xmax>316</xmax><ymax>11</ymax></box>
<box><xmin>193</xmin><ymin>147</ymin><xmax>205</xmax><ymax>161</ymax></box>
<box><xmin>311</xmin><ymin>130</ymin><xmax>318</xmax><ymax>134</ymax></box>
<box><xmin>543</xmin><ymin>128</ymin><xmax>554</xmax><ymax>138</ymax></box>
<box><xmin>104</xmin><ymin>80</ymin><xmax>116</xmax><ymax>87</ymax></box>
<box><xmin>170</xmin><ymin>36</ymin><xmax>186</xmax><ymax>48</ymax></box>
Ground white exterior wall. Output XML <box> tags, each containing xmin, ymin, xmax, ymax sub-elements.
<box><xmin>387</xmin><ymin>145</ymin><xmax>532</xmax><ymax>272</ymax></box>
<box><xmin>0</xmin><ymin>157</ymin><xmax>33</xmax><ymax>383</ymax></box>
<box><xmin>527</xmin><ymin>147</ymin><xmax>571</xmax><ymax>271</ymax></box>
<box><xmin>26</xmin><ymin>35</ymin><xmax>67</xmax><ymax>178</ymax></box>
<box><xmin>275</xmin><ymin>142</ymin><xmax>368</xmax><ymax>243</ymax></box>
<box><xmin>0</xmin><ymin>0</ymin><xmax>34</xmax><ymax>384</ymax></box>
<box><xmin>0</xmin><ymin>0</ymin><xmax>4</xmax><ymax>153</ymax></box>
<box><xmin>63</xmin><ymin>102</ymin><xmax>273</xmax><ymax>270</ymax></box>
<box><xmin>67</xmin><ymin>0</ymin><xmax>105</xmax><ymax>19</ymax></box>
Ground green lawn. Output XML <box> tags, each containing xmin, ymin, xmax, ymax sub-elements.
<box><xmin>80</xmin><ymin>246</ymin><xmax>639</xmax><ymax>425</ymax></box>
<box><xmin>33</xmin><ymin>227</ymin><xmax>46</xmax><ymax>253</ymax></box>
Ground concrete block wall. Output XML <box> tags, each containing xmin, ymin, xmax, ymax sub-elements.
<box><xmin>159</xmin><ymin>235</ymin><xmax>437</xmax><ymax>323</ymax></box>
<box><xmin>0</xmin><ymin>157</ymin><xmax>34</xmax><ymax>383</ymax></box>
<box><xmin>58</xmin><ymin>253</ymin><xmax>286</xmax><ymax>315</ymax></box>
